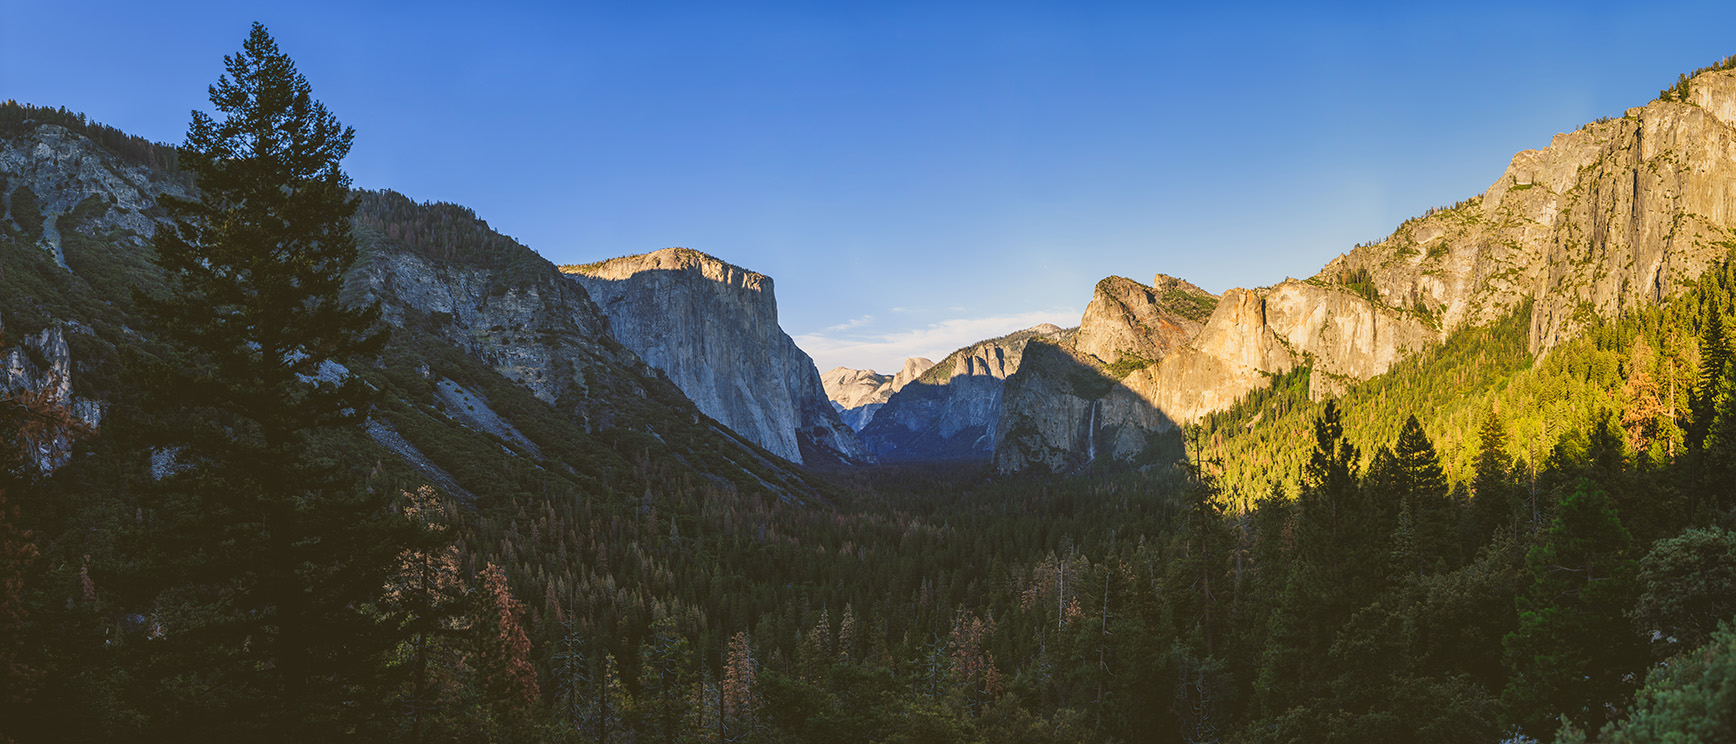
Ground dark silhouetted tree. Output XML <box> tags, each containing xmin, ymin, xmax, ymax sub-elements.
<box><xmin>1502</xmin><ymin>480</ymin><xmax>1646</xmax><ymax>738</ymax></box>
<box><xmin>121</xmin><ymin>22</ymin><xmax>401</xmax><ymax>739</ymax></box>
<box><xmin>1471</xmin><ymin>408</ymin><xmax>1516</xmax><ymax>542</ymax></box>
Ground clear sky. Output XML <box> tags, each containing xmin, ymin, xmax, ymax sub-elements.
<box><xmin>6</xmin><ymin>1</ymin><xmax>1736</xmax><ymax>372</ymax></box>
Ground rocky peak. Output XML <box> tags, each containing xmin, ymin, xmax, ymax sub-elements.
<box><xmin>1185</xmin><ymin>287</ymin><xmax>1293</xmax><ymax>373</ymax></box>
<box><xmin>822</xmin><ymin>366</ymin><xmax>893</xmax><ymax>410</ymax></box>
<box><xmin>891</xmin><ymin>357</ymin><xmax>935</xmax><ymax>391</ymax></box>
<box><xmin>823</xmin><ymin>357</ymin><xmax>937</xmax><ymax>433</ymax></box>
<box><xmin>1074</xmin><ymin>275</ymin><xmax>1218</xmax><ymax>367</ymax></box>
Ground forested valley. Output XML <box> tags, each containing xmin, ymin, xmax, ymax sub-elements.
<box><xmin>2</xmin><ymin>25</ymin><xmax>1734</xmax><ymax>744</ymax></box>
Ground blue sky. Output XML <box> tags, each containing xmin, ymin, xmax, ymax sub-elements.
<box><xmin>6</xmin><ymin>1</ymin><xmax>1736</xmax><ymax>372</ymax></box>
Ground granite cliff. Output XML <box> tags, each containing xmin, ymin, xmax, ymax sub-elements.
<box><xmin>562</xmin><ymin>248</ymin><xmax>869</xmax><ymax>466</ymax></box>
<box><xmin>1321</xmin><ymin>69</ymin><xmax>1736</xmax><ymax>354</ymax></box>
<box><xmin>994</xmin><ymin>66</ymin><xmax>1736</xmax><ymax>471</ymax></box>
<box><xmin>0</xmin><ymin>110</ymin><xmax>828</xmax><ymax>499</ymax></box>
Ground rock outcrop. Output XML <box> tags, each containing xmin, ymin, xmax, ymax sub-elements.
<box><xmin>995</xmin><ymin>68</ymin><xmax>1736</xmax><ymax>471</ymax></box>
<box><xmin>349</xmin><ymin>195</ymin><xmax>830</xmax><ymax>496</ymax></box>
<box><xmin>821</xmin><ymin>357</ymin><xmax>935</xmax><ymax>431</ymax></box>
<box><xmin>995</xmin><ymin>276</ymin><xmax>1221</xmax><ymax>472</ymax></box>
<box><xmin>859</xmin><ymin>325</ymin><xmax>1066</xmax><ymax>462</ymax></box>
<box><xmin>1320</xmin><ymin>69</ymin><xmax>1736</xmax><ymax>354</ymax></box>
<box><xmin>1</xmin><ymin>114</ymin><xmax>830</xmax><ymax>497</ymax></box>
<box><xmin>563</xmin><ymin>248</ymin><xmax>869</xmax><ymax>466</ymax></box>
<box><xmin>822</xmin><ymin>367</ymin><xmax>893</xmax><ymax>410</ymax></box>
<box><xmin>0</xmin><ymin>319</ymin><xmax>104</xmax><ymax>471</ymax></box>
<box><xmin>0</xmin><ymin>122</ymin><xmax>187</xmax><ymax>471</ymax></box>
<box><xmin>1074</xmin><ymin>274</ymin><xmax>1216</xmax><ymax>366</ymax></box>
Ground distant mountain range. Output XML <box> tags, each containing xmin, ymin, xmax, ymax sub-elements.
<box><xmin>817</xmin><ymin>67</ymin><xmax>1736</xmax><ymax>475</ymax></box>
<box><xmin>10</xmin><ymin>64</ymin><xmax>1736</xmax><ymax>486</ymax></box>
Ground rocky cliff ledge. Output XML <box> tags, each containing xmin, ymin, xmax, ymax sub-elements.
<box><xmin>996</xmin><ymin>68</ymin><xmax>1736</xmax><ymax>472</ymax></box>
<box><xmin>994</xmin><ymin>267</ymin><xmax>1441</xmax><ymax>472</ymax></box>
<box><xmin>562</xmin><ymin>248</ymin><xmax>869</xmax><ymax>465</ymax></box>
<box><xmin>1319</xmin><ymin>68</ymin><xmax>1736</xmax><ymax>354</ymax></box>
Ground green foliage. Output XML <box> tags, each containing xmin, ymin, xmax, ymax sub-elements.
<box><xmin>1102</xmin><ymin>350</ymin><xmax>1153</xmax><ymax>379</ymax></box>
<box><xmin>1629</xmin><ymin>527</ymin><xmax>1736</xmax><ymax>656</ymax></box>
<box><xmin>1658</xmin><ymin>53</ymin><xmax>1736</xmax><ymax>103</ymax></box>
<box><xmin>1502</xmin><ymin>481</ymin><xmax>1646</xmax><ymax>738</ymax></box>
<box><xmin>1161</xmin><ymin>286</ymin><xmax>1219</xmax><ymax>322</ymax></box>
<box><xmin>1338</xmin><ymin>266</ymin><xmax>1381</xmax><ymax>304</ymax></box>
<box><xmin>7</xmin><ymin>184</ymin><xmax>43</xmax><ymax>241</ymax></box>
<box><xmin>1595</xmin><ymin>622</ymin><xmax>1736</xmax><ymax>744</ymax></box>
<box><xmin>354</xmin><ymin>189</ymin><xmax>552</xmax><ymax>288</ymax></box>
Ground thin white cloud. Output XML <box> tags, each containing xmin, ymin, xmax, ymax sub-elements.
<box><xmin>794</xmin><ymin>307</ymin><xmax>1082</xmax><ymax>374</ymax></box>
<box><xmin>821</xmin><ymin>314</ymin><xmax>874</xmax><ymax>333</ymax></box>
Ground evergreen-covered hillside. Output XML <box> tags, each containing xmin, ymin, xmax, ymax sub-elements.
<box><xmin>3</xmin><ymin>32</ymin><xmax>1735</xmax><ymax>744</ymax></box>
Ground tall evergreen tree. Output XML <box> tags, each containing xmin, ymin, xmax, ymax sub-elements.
<box><xmin>1701</xmin><ymin>357</ymin><xmax>1736</xmax><ymax>525</ymax></box>
<box><xmin>1471</xmin><ymin>407</ymin><xmax>1515</xmax><ymax>542</ymax></box>
<box><xmin>1501</xmin><ymin>480</ymin><xmax>1645</xmax><ymax>738</ymax></box>
<box><xmin>118</xmin><ymin>23</ymin><xmax>403</xmax><ymax>739</ymax></box>
<box><xmin>1687</xmin><ymin>306</ymin><xmax>1730</xmax><ymax>523</ymax></box>
<box><xmin>1393</xmin><ymin>415</ymin><xmax>1458</xmax><ymax>571</ymax></box>
<box><xmin>1257</xmin><ymin>402</ymin><xmax>1371</xmax><ymax>715</ymax></box>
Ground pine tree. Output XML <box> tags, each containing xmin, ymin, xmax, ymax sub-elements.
<box><xmin>1258</xmin><ymin>402</ymin><xmax>1368</xmax><ymax>714</ymax></box>
<box><xmin>722</xmin><ymin>631</ymin><xmax>759</xmax><ymax>741</ymax></box>
<box><xmin>1501</xmin><ymin>480</ymin><xmax>1645</xmax><ymax>738</ymax></box>
<box><xmin>1702</xmin><ymin>357</ymin><xmax>1736</xmax><ymax>524</ymax></box>
<box><xmin>1621</xmin><ymin>337</ymin><xmax>1668</xmax><ymax>454</ymax></box>
<box><xmin>1394</xmin><ymin>415</ymin><xmax>1457</xmax><ymax>570</ymax></box>
<box><xmin>119</xmin><ymin>23</ymin><xmax>402</xmax><ymax>739</ymax></box>
<box><xmin>551</xmin><ymin>626</ymin><xmax>591</xmax><ymax>735</ymax></box>
<box><xmin>1471</xmin><ymin>407</ymin><xmax>1515</xmax><ymax>542</ymax></box>
<box><xmin>640</xmin><ymin>615</ymin><xmax>694</xmax><ymax>744</ymax></box>
<box><xmin>1687</xmin><ymin>307</ymin><xmax>1730</xmax><ymax>523</ymax></box>
<box><xmin>476</xmin><ymin>563</ymin><xmax>539</xmax><ymax>711</ymax></box>
<box><xmin>384</xmin><ymin>487</ymin><xmax>469</xmax><ymax>742</ymax></box>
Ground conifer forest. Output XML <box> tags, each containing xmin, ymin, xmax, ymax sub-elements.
<box><xmin>2</xmin><ymin>22</ymin><xmax>1735</xmax><ymax>744</ymax></box>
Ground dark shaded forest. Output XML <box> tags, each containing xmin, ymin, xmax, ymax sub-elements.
<box><xmin>1</xmin><ymin>28</ymin><xmax>1734</xmax><ymax>744</ymax></box>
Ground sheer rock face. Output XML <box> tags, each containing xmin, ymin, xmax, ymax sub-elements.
<box><xmin>821</xmin><ymin>357</ymin><xmax>934</xmax><ymax>431</ymax></box>
<box><xmin>1321</xmin><ymin>69</ymin><xmax>1736</xmax><ymax>355</ymax></box>
<box><xmin>995</xmin><ymin>274</ymin><xmax>1441</xmax><ymax>472</ymax></box>
<box><xmin>996</xmin><ymin>71</ymin><xmax>1736</xmax><ymax>472</ymax></box>
<box><xmin>858</xmin><ymin>326</ymin><xmax>1066</xmax><ymax>462</ymax></box>
<box><xmin>563</xmin><ymin>248</ymin><xmax>869</xmax><ymax>465</ymax></box>
<box><xmin>993</xmin><ymin>340</ymin><xmax>1176</xmax><ymax>473</ymax></box>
